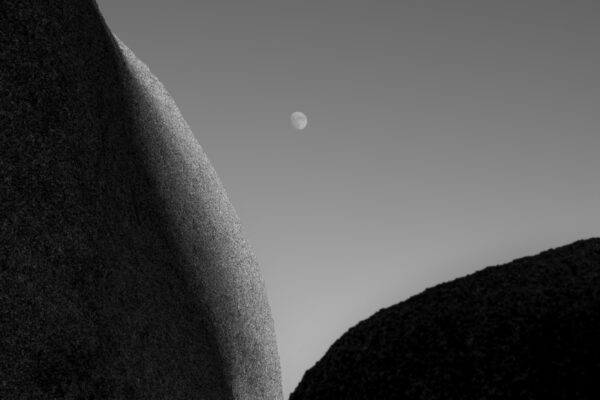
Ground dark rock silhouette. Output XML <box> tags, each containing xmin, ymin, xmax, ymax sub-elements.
<box><xmin>290</xmin><ymin>238</ymin><xmax>600</xmax><ymax>400</ymax></box>
<box><xmin>0</xmin><ymin>1</ymin><xmax>282</xmax><ymax>399</ymax></box>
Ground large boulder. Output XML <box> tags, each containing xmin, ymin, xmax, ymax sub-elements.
<box><xmin>0</xmin><ymin>1</ymin><xmax>282</xmax><ymax>399</ymax></box>
<box><xmin>290</xmin><ymin>238</ymin><xmax>600</xmax><ymax>399</ymax></box>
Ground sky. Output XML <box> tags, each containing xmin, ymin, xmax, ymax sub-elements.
<box><xmin>98</xmin><ymin>1</ymin><xmax>600</xmax><ymax>397</ymax></box>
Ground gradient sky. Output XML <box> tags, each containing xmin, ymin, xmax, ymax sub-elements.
<box><xmin>98</xmin><ymin>1</ymin><xmax>600</xmax><ymax>397</ymax></box>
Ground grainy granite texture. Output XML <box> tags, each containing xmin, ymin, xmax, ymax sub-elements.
<box><xmin>0</xmin><ymin>1</ymin><xmax>282</xmax><ymax>399</ymax></box>
<box><xmin>290</xmin><ymin>238</ymin><xmax>600</xmax><ymax>400</ymax></box>
<box><xmin>114</xmin><ymin>35</ymin><xmax>282</xmax><ymax>400</ymax></box>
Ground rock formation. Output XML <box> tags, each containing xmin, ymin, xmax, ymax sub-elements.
<box><xmin>290</xmin><ymin>238</ymin><xmax>600</xmax><ymax>399</ymax></box>
<box><xmin>0</xmin><ymin>1</ymin><xmax>282</xmax><ymax>399</ymax></box>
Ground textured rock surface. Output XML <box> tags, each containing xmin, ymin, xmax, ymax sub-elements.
<box><xmin>290</xmin><ymin>238</ymin><xmax>600</xmax><ymax>400</ymax></box>
<box><xmin>0</xmin><ymin>1</ymin><xmax>282</xmax><ymax>399</ymax></box>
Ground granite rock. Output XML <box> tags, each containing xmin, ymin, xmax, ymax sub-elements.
<box><xmin>290</xmin><ymin>238</ymin><xmax>600</xmax><ymax>399</ymax></box>
<box><xmin>0</xmin><ymin>1</ymin><xmax>282</xmax><ymax>399</ymax></box>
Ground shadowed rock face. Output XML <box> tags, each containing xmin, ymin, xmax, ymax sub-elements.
<box><xmin>0</xmin><ymin>1</ymin><xmax>282</xmax><ymax>399</ymax></box>
<box><xmin>291</xmin><ymin>239</ymin><xmax>600</xmax><ymax>400</ymax></box>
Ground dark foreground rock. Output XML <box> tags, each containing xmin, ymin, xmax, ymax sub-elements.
<box><xmin>0</xmin><ymin>1</ymin><xmax>282</xmax><ymax>399</ymax></box>
<box><xmin>291</xmin><ymin>238</ymin><xmax>600</xmax><ymax>400</ymax></box>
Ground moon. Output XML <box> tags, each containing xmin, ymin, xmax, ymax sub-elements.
<box><xmin>291</xmin><ymin>111</ymin><xmax>308</xmax><ymax>130</ymax></box>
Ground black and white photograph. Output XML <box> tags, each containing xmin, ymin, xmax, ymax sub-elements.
<box><xmin>1</xmin><ymin>1</ymin><xmax>600</xmax><ymax>398</ymax></box>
